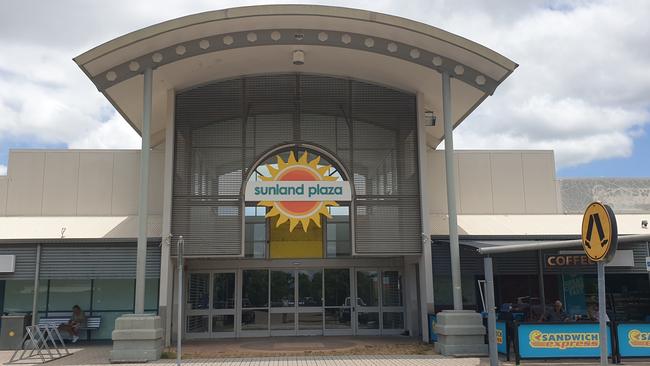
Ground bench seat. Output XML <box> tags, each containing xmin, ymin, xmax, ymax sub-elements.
<box><xmin>37</xmin><ymin>315</ymin><xmax>101</xmax><ymax>340</ymax></box>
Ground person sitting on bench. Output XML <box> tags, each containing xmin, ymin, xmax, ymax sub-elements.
<box><xmin>58</xmin><ymin>305</ymin><xmax>86</xmax><ymax>343</ymax></box>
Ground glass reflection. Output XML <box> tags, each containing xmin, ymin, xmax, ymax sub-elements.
<box><xmin>356</xmin><ymin>271</ymin><xmax>379</xmax><ymax>307</ymax></box>
<box><xmin>242</xmin><ymin>270</ymin><xmax>268</xmax><ymax>308</ymax></box>
<box><xmin>213</xmin><ymin>273</ymin><xmax>235</xmax><ymax>309</ymax></box>
<box><xmin>324</xmin><ymin>269</ymin><xmax>349</xmax><ymax>306</ymax></box>
<box><xmin>241</xmin><ymin>309</ymin><xmax>269</xmax><ymax>331</ymax></box>
<box><xmin>298</xmin><ymin>270</ymin><xmax>322</xmax><ymax>307</ymax></box>
<box><xmin>187</xmin><ymin>274</ymin><xmax>210</xmax><ymax>310</ymax></box>
<box><xmin>212</xmin><ymin>315</ymin><xmax>234</xmax><ymax>332</ymax></box>
<box><xmin>324</xmin><ymin>308</ymin><xmax>351</xmax><ymax>329</ymax></box>
<box><xmin>357</xmin><ymin>312</ymin><xmax>379</xmax><ymax>329</ymax></box>
<box><xmin>382</xmin><ymin>271</ymin><xmax>402</xmax><ymax>307</ymax></box>
<box><xmin>271</xmin><ymin>270</ymin><xmax>295</xmax><ymax>307</ymax></box>
<box><xmin>270</xmin><ymin>312</ymin><xmax>295</xmax><ymax>330</ymax></box>
<box><xmin>299</xmin><ymin>312</ymin><xmax>323</xmax><ymax>330</ymax></box>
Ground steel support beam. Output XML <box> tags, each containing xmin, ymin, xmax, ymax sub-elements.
<box><xmin>31</xmin><ymin>244</ymin><xmax>41</xmax><ymax>326</ymax></box>
<box><xmin>442</xmin><ymin>71</ymin><xmax>462</xmax><ymax>310</ymax></box>
<box><xmin>135</xmin><ymin>67</ymin><xmax>153</xmax><ymax>314</ymax></box>
<box><xmin>484</xmin><ymin>257</ymin><xmax>498</xmax><ymax>366</ymax></box>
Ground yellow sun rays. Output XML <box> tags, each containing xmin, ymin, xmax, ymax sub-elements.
<box><xmin>258</xmin><ymin>151</ymin><xmax>339</xmax><ymax>232</ymax></box>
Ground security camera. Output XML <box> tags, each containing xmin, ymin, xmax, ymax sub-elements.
<box><xmin>292</xmin><ymin>50</ymin><xmax>305</xmax><ymax>65</ymax></box>
<box><xmin>642</xmin><ymin>220</ymin><xmax>648</xmax><ymax>229</ymax></box>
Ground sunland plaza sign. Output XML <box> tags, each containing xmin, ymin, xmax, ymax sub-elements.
<box><xmin>245</xmin><ymin>152</ymin><xmax>351</xmax><ymax>232</ymax></box>
<box><xmin>246</xmin><ymin>181</ymin><xmax>350</xmax><ymax>201</ymax></box>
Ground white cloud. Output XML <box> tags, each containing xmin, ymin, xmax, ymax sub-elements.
<box><xmin>0</xmin><ymin>164</ymin><xmax>6</xmax><ymax>176</ymax></box>
<box><xmin>0</xmin><ymin>0</ymin><xmax>648</xmax><ymax>169</ymax></box>
<box><xmin>68</xmin><ymin>113</ymin><xmax>141</xmax><ymax>149</ymax></box>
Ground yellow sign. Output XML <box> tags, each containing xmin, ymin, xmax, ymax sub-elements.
<box><xmin>529</xmin><ymin>330</ymin><xmax>599</xmax><ymax>349</ymax></box>
<box><xmin>581</xmin><ymin>202</ymin><xmax>618</xmax><ymax>262</ymax></box>
<box><xmin>628</xmin><ymin>329</ymin><xmax>650</xmax><ymax>347</ymax></box>
<box><xmin>496</xmin><ymin>329</ymin><xmax>503</xmax><ymax>344</ymax></box>
<box><xmin>269</xmin><ymin>216</ymin><xmax>323</xmax><ymax>259</ymax></box>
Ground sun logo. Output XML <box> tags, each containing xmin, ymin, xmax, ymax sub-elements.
<box><xmin>258</xmin><ymin>151</ymin><xmax>339</xmax><ymax>232</ymax></box>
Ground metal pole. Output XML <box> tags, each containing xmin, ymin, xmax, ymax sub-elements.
<box><xmin>478</xmin><ymin>234</ymin><xmax>650</xmax><ymax>255</ymax></box>
<box><xmin>31</xmin><ymin>244</ymin><xmax>41</xmax><ymax>326</ymax></box>
<box><xmin>597</xmin><ymin>261</ymin><xmax>608</xmax><ymax>366</ymax></box>
<box><xmin>176</xmin><ymin>236</ymin><xmax>184</xmax><ymax>366</ymax></box>
<box><xmin>442</xmin><ymin>71</ymin><xmax>462</xmax><ymax>310</ymax></box>
<box><xmin>484</xmin><ymin>257</ymin><xmax>499</xmax><ymax>366</ymax></box>
<box><xmin>135</xmin><ymin>67</ymin><xmax>153</xmax><ymax>314</ymax></box>
<box><xmin>537</xmin><ymin>250</ymin><xmax>546</xmax><ymax>315</ymax></box>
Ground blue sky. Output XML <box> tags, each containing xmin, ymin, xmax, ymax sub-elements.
<box><xmin>557</xmin><ymin>129</ymin><xmax>650</xmax><ymax>177</ymax></box>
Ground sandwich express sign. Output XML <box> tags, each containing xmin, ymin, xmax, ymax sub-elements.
<box><xmin>245</xmin><ymin>152</ymin><xmax>351</xmax><ymax>232</ymax></box>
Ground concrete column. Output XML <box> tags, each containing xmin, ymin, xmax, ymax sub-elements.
<box><xmin>111</xmin><ymin>68</ymin><xmax>163</xmax><ymax>363</ymax></box>
<box><xmin>416</xmin><ymin>92</ymin><xmax>435</xmax><ymax>341</ymax></box>
<box><xmin>135</xmin><ymin>67</ymin><xmax>152</xmax><ymax>314</ymax></box>
<box><xmin>433</xmin><ymin>72</ymin><xmax>487</xmax><ymax>357</ymax></box>
<box><xmin>159</xmin><ymin>88</ymin><xmax>175</xmax><ymax>346</ymax></box>
<box><xmin>442</xmin><ymin>71</ymin><xmax>462</xmax><ymax>310</ymax></box>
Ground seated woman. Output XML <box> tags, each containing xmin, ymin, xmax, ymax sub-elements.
<box><xmin>58</xmin><ymin>305</ymin><xmax>86</xmax><ymax>343</ymax></box>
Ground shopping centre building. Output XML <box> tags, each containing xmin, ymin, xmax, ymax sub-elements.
<box><xmin>0</xmin><ymin>5</ymin><xmax>648</xmax><ymax>353</ymax></box>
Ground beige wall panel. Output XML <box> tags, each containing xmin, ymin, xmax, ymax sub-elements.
<box><xmin>490</xmin><ymin>152</ymin><xmax>526</xmax><ymax>214</ymax></box>
<box><xmin>6</xmin><ymin>151</ymin><xmax>45</xmax><ymax>215</ymax></box>
<box><xmin>77</xmin><ymin>152</ymin><xmax>114</xmax><ymax>215</ymax></box>
<box><xmin>522</xmin><ymin>152</ymin><xmax>558</xmax><ymax>214</ymax></box>
<box><xmin>457</xmin><ymin>152</ymin><xmax>494</xmax><ymax>214</ymax></box>
<box><xmin>148</xmin><ymin>151</ymin><xmax>165</xmax><ymax>215</ymax></box>
<box><xmin>427</xmin><ymin>150</ymin><xmax>460</xmax><ymax>214</ymax></box>
<box><xmin>42</xmin><ymin>151</ymin><xmax>80</xmax><ymax>215</ymax></box>
<box><xmin>111</xmin><ymin>151</ymin><xmax>140</xmax><ymax>215</ymax></box>
<box><xmin>0</xmin><ymin>177</ymin><xmax>8</xmax><ymax>216</ymax></box>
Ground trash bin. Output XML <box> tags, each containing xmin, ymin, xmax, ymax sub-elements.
<box><xmin>428</xmin><ymin>314</ymin><xmax>437</xmax><ymax>343</ymax></box>
<box><xmin>0</xmin><ymin>314</ymin><xmax>29</xmax><ymax>350</ymax></box>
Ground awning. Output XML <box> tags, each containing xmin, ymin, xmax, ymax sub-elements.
<box><xmin>430</xmin><ymin>214</ymin><xmax>650</xmax><ymax>236</ymax></box>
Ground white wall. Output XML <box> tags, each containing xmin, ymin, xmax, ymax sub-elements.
<box><xmin>428</xmin><ymin>150</ymin><xmax>559</xmax><ymax>214</ymax></box>
<box><xmin>0</xmin><ymin>149</ymin><xmax>164</xmax><ymax>216</ymax></box>
<box><xmin>1</xmin><ymin>148</ymin><xmax>559</xmax><ymax>216</ymax></box>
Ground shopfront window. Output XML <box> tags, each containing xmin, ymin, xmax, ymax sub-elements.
<box><xmin>2</xmin><ymin>280</ymin><xmax>47</xmax><ymax>314</ymax></box>
<box><xmin>93</xmin><ymin>279</ymin><xmax>134</xmax><ymax>310</ymax></box>
<box><xmin>326</xmin><ymin>206</ymin><xmax>351</xmax><ymax>257</ymax></box>
<box><xmin>244</xmin><ymin>206</ymin><xmax>267</xmax><ymax>258</ymax></box>
<box><xmin>48</xmin><ymin>279</ymin><xmax>91</xmax><ymax>312</ymax></box>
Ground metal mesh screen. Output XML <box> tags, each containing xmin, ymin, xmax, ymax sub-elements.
<box><xmin>173</xmin><ymin>74</ymin><xmax>420</xmax><ymax>256</ymax></box>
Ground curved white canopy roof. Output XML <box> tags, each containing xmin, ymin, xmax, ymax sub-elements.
<box><xmin>75</xmin><ymin>5</ymin><xmax>517</xmax><ymax>146</ymax></box>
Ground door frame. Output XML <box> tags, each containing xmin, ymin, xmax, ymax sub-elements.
<box><xmin>184</xmin><ymin>258</ymin><xmax>405</xmax><ymax>338</ymax></box>
<box><xmin>353</xmin><ymin>268</ymin><xmax>405</xmax><ymax>336</ymax></box>
<box><xmin>184</xmin><ymin>270</ymin><xmax>238</xmax><ymax>339</ymax></box>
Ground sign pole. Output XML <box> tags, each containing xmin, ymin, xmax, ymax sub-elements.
<box><xmin>597</xmin><ymin>261</ymin><xmax>607</xmax><ymax>366</ymax></box>
<box><xmin>484</xmin><ymin>256</ymin><xmax>499</xmax><ymax>366</ymax></box>
<box><xmin>580</xmin><ymin>201</ymin><xmax>617</xmax><ymax>366</ymax></box>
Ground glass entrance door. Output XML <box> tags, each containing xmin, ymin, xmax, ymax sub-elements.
<box><xmin>323</xmin><ymin>268</ymin><xmax>353</xmax><ymax>335</ymax></box>
<box><xmin>297</xmin><ymin>269</ymin><xmax>323</xmax><ymax>335</ymax></box>
<box><xmin>354</xmin><ymin>269</ymin><xmax>405</xmax><ymax>335</ymax></box>
<box><xmin>355</xmin><ymin>270</ymin><xmax>381</xmax><ymax>335</ymax></box>
<box><xmin>185</xmin><ymin>271</ymin><xmax>237</xmax><ymax>339</ymax></box>
<box><xmin>211</xmin><ymin>272</ymin><xmax>236</xmax><ymax>338</ymax></box>
<box><xmin>270</xmin><ymin>270</ymin><xmax>295</xmax><ymax>336</ymax></box>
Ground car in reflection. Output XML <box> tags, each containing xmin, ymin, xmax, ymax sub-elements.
<box><xmin>338</xmin><ymin>297</ymin><xmax>372</xmax><ymax>323</ymax></box>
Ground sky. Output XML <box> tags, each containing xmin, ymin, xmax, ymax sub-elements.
<box><xmin>0</xmin><ymin>0</ymin><xmax>649</xmax><ymax>178</ymax></box>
